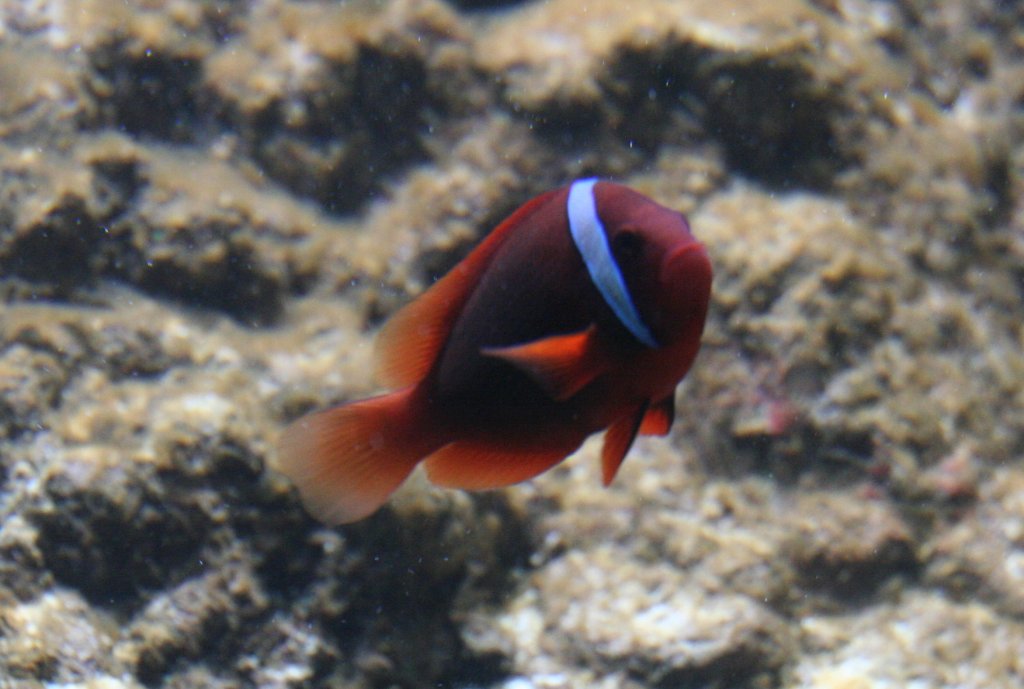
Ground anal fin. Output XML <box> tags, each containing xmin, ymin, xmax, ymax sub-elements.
<box><xmin>424</xmin><ymin>433</ymin><xmax>585</xmax><ymax>490</ymax></box>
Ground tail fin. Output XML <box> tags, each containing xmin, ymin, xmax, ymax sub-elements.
<box><xmin>275</xmin><ymin>389</ymin><xmax>439</xmax><ymax>524</ymax></box>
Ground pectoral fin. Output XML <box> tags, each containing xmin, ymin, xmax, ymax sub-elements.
<box><xmin>482</xmin><ymin>325</ymin><xmax>611</xmax><ymax>401</ymax></box>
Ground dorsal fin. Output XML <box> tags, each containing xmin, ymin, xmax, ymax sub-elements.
<box><xmin>375</xmin><ymin>189</ymin><xmax>561</xmax><ymax>388</ymax></box>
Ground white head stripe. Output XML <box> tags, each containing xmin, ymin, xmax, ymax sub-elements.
<box><xmin>567</xmin><ymin>179</ymin><xmax>658</xmax><ymax>348</ymax></box>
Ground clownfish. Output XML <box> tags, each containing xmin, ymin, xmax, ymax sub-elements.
<box><xmin>277</xmin><ymin>179</ymin><xmax>712</xmax><ymax>524</ymax></box>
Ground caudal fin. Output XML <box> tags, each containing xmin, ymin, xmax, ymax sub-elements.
<box><xmin>275</xmin><ymin>389</ymin><xmax>438</xmax><ymax>524</ymax></box>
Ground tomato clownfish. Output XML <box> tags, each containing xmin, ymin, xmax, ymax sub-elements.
<box><xmin>277</xmin><ymin>179</ymin><xmax>713</xmax><ymax>524</ymax></box>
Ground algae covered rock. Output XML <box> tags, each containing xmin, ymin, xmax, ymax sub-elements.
<box><xmin>204</xmin><ymin>0</ymin><xmax>476</xmax><ymax>213</ymax></box>
<box><xmin>794</xmin><ymin>592</ymin><xmax>1024</xmax><ymax>689</ymax></box>
<box><xmin>0</xmin><ymin>137</ymin><xmax>322</xmax><ymax>324</ymax></box>
<box><xmin>0</xmin><ymin>590</ymin><xmax>131</xmax><ymax>685</ymax></box>
<box><xmin>479</xmin><ymin>545</ymin><xmax>793</xmax><ymax>687</ymax></box>
<box><xmin>0</xmin><ymin>0</ymin><xmax>1023</xmax><ymax>687</ymax></box>
<box><xmin>924</xmin><ymin>468</ymin><xmax>1024</xmax><ymax>617</ymax></box>
<box><xmin>475</xmin><ymin>0</ymin><xmax>849</xmax><ymax>186</ymax></box>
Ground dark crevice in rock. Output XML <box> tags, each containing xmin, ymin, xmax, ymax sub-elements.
<box><xmin>700</xmin><ymin>62</ymin><xmax>843</xmax><ymax>190</ymax></box>
<box><xmin>91</xmin><ymin>47</ymin><xmax>203</xmax><ymax>143</ymax></box>
<box><xmin>795</xmin><ymin>540</ymin><xmax>920</xmax><ymax>601</ymax></box>
<box><xmin>134</xmin><ymin>246</ymin><xmax>284</xmax><ymax>327</ymax></box>
<box><xmin>2</xmin><ymin>199</ymin><xmax>105</xmax><ymax>293</ymax></box>
<box><xmin>30</xmin><ymin>465</ymin><xmax>212</xmax><ymax>608</ymax></box>
<box><xmin>602</xmin><ymin>44</ymin><xmax>708</xmax><ymax>153</ymax></box>
<box><xmin>238</xmin><ymin>46</ymin><xmax>434</xmax><ymax>216</ymax></box>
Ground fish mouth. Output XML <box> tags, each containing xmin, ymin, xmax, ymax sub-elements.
<box><xmin>662</xmin><ymin>241</ymin><xmax>712</xmax><ymax>286</ymax></box>
<box><xmin>658</xmin><ymin>240</ymin><xmax>713</xmax><ymax>337</ymax></box>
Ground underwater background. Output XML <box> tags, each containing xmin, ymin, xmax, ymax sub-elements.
<box><xmin>1</xmin><ymin>0</ymin><xmax>1023</xmax><ymax>687</ymax></box>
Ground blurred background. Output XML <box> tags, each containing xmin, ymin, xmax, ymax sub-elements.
<box><xmin>0</xmin><ymin>1</ymin><xmax>1022</xmax><ymax>687</ymax></box>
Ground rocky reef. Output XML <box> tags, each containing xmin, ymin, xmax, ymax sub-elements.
<box><xmin>1</xmin><ymin>0</ymin><xmax>1023</xmax><ymax>687</ymax></box>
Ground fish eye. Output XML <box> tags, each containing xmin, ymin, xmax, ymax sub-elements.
<box><xmin>611</xmin><ymin>229</ymin><xmax>645</xmax><ymax>260</ymax></box>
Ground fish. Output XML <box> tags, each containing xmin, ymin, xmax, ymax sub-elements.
<box><xmin>276</xmin><ymin>178</ymin><xmax>713</xmax><ymax>524</ymax></box>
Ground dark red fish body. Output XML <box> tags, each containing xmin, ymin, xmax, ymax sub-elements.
<box><xmin>278</xmin><ymin>180</ymin><xmax>712</xmax><ymax>523</ymax></box>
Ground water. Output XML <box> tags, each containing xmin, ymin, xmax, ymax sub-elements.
<box><xmin>0</xmin><ymin>1</ymin><xmax>1022</xmax><ymax>687</ymax></box>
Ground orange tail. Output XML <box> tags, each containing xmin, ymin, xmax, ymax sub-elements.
<box><xmin>275</xmin><ymin>389</ymin><xmax>442</xmax><ymax>524</ymax></box>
